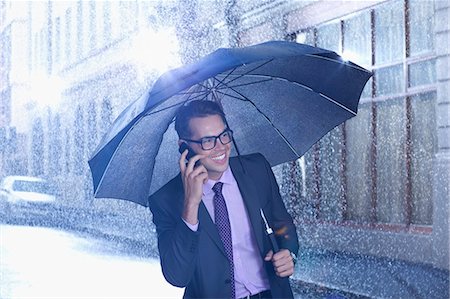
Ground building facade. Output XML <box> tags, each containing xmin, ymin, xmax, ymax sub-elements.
<box><xmin>1</xmin><ymin>0</ymin><xmax>448</xmax><ymax>271</ymax></box>
<box><xmin>231</xmin><ymin>0</ymin><xmax>449</xmax><ymax>270</ymax></box>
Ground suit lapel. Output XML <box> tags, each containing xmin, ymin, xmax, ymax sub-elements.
<box><xmin>172</xmin><ymin>174</ymin><xmax>226</xmax><ymax>256</ymax></box>
<box><xmin>230</xmin><ymin>158</ymin><xmax>265</xmax><ymax>255</ymax></box>
<box><xmin>198</xmin><ymin>199</ymin><xmax>227</xmax><ymax>257</ymax></box>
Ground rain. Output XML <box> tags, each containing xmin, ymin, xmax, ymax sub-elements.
<box><xmin>0</xmin><ymin>1</ymin><xmax>448</xmax><ymax>299</ymax></box>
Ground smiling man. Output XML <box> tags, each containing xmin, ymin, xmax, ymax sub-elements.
<box><xmin>149</xmin><ymin>100</ymin><xmax>299</xmax><ymax>299</ymax></box>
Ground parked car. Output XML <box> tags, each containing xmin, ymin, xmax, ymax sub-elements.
<box><xmin>0</xmin><ymin>175</ymin><xmax>58</xmax><ymax>221</ymax></box>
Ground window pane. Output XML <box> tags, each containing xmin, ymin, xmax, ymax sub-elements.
<box><xmin>409</xmin><ymin>59</ymin><xmax>436</xmax><ymax>87</ymax></box>
<box><xmin>296</xmin><ymin>29</ymin><xmax>315</xmax><ymax>46</ymax></box>
<box><xmin>376</xmin><ymin>98</ymin><xmax>407</xmax><ymax>224</ymax></box>
<box><xmin>303</xmin><ymin>147</ymin><xmax>319</xmax><ymax>221</ymax></box>
<box><xmin>318</xmin><ymin>125</ymin><xmax>344</xmax><ymax>222</ymax></box>
<box><xmin>65</xmin><ymin>8</ymin><xmax>72</xmax><ymax>61</ymax></box>
<box><xmin>361</xmin><ymin>77</ymin><xmax>373</xmax><ymax>98</ymax></box>
<box><xmin>103</xmin><ymin>2</ymin><xmax>111</xmax><ymax>44</ymax></box>
<box><xmin>119</xmin><ymin>1</ymin><xmax>138</xmax><ymax>37</ymax></box>
<box><xmin>89</xmin><ymin>1</ymin><xmax>97</xmax><ymax>50</ymax></box>
<box><xmin>410</xmin><ymin>92</ymin><xmax>437</xmax><ymax>225</ymax></box>
<box><xmin>317</xmin><ymin>22</ymin><xmax>340</xmax><ymax>53</ymax></box>
<box><xmin>409</xmin><ymin>0</ymin><xmax>434</xmax><ymax>56</ymax></box>
<box><xmin>375</xmin><ymin>0</ymin><xmax>405</xmax><ymax>64</ymax></box>
<box><xmin>279</xmin><ymin>160</ymin><xmax>304</xmax><ymax>227</ymax></box>
<box><xmin>345</xmin><ymin>103</ymin><xmax>373</xmax><ymax>222</ymax></box>
<box><xmin>375</xmin><ymin>64</ymin><xmax>405</xmax><ymax>96</ymax></box>
<box><xmin>343</xmin><ymin>11</ymin><xmax>372</xmax><ymax>67</ymax></box>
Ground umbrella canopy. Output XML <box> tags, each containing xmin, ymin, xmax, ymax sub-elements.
<box><xmin>88</xmin><ymin>41</ymin><xmax>372</xmax><ymax>206</ymax></box>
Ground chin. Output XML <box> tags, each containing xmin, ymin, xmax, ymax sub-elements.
<box><xmin>206</xmin><ymin>163</ymin><xmax>229</xmax><ymax>180</ymax></box>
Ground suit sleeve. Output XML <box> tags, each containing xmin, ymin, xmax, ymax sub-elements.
<box><xmin>149</xmin><ymin>189</ymin><xmax>200</xmax><ymax>287</ymax></box>
<box><xmin>261</xmin><ymin>155</ymin><xmax>299</xmax><ymax>256</ymax></box>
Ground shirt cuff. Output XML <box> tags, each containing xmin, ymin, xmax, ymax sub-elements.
<box><xmin>182</xmin><ymin>218</ymin><xmax>199</xmax><ymax>231</ymax></box>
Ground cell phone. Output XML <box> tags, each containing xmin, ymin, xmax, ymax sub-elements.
<box><xmin>178</xmin><ymin>142</ymin><xmax>196</xmax><ymax>161</ymax></box>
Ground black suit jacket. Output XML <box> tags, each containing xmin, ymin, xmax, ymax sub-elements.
<box><xmin>149</xmin><ymin>153</ymin><xmax>299</xmax><ymax>299</ymax></box>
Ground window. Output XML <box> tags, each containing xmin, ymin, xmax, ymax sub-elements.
<box><xmin>374</xmin><ymin>0</ymin><xmax>405</xmax><ymax>65</ymax></box>
<box><xmin>76</xmin><ymin>0</ymin><xmax>83</xmax><ymax>58</ymax></box>
<box><xmin>54</xmin><ymin>17</ymin><xmax>60</xmax><ymax>64</ymax></box>
<box><xmin>409</xmin><ymin>0</ymin><xmax>434</xmax><ymax>56</ymax></box>
<box><xmin>49</xmin><ymin>113</ymin><xmax>62</xmax><ymax>176</ymax></box>
<box><xmin>288</xmin><ymin>0</ymin><xmax>437</xmax><ymax>229</ymax></box>
<box><xmin>73</xmin><ymin>105</ymin><xmax>85</xmax><ymax>175</ymax></box>
<box><xmin>375</xmin><ymin>97</ymin><xmax>407</xmax><ymax>224</ymax></box>
<box><xmin>316</xmin><ymin>21</ymin><xmax>340</xmax><ymax>53</ymax></box>
<box><xmin>409</xmin><ymin>92</ymin><xmax>436</xmax><ymax>225</ymax></box>
<box><xmin>64</xmin><ymin>8</ymin><xmax>72</xmax><ymax>61</ymax></box>
<box><xmin>103</xmin><ymin>1</ymin><xmax>111</xmax><ymax>45</ymax></box>
<box><xmin>89</xmin><ymin>1</ymin><xmax>96</xmax><ymax>50</ymax></box>
<box><xmin>118</xmin><ymin>1</ymin><xmax>137</xmax><ymax>38</ymax></box>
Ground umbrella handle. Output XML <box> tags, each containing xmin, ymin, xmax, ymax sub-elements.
<box><xmin>260</xmin><ymin>208</ymin><xmax>279</xmax><ymax>253</ymax></box>
<box><xmin>268</xmin><ymin>232</ymin><xmax>279</xmax><ymax>253</ymax></box>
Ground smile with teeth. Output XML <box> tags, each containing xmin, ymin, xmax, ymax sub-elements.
<box><xmin>211</xmin><ymin>153</ymin><xmax>226</xmax><ymax>161</ymax></box>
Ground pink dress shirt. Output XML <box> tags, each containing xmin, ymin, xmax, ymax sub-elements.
<box><xmin>183</xmin><ymin>167</ymin><xmax>270</xmax><ymax>298</ymax></box>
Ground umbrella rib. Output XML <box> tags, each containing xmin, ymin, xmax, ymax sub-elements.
<box><xmin>218</xmin><ymin>73</ymin><xmax>357</xmax><ymax>116</ymax></box>
<box><xmin>215</xmin><ymin>78</ymin><xmax>274</xmax><ymax>90</ymax></box>
<box><xmin>177</xmin><ymin>88</ymin><xmax>211</xmax><ymax>96</ymax></box>
<box><xmin>317</xmin><ymin>92</ymin><xmax>357</xmax><ymax>116</ymax></box>
<box><xmin>188</xmin><ymin>60</ymin><xmax>275</xmax><ymax>102</ymax></box>
<box><xmin>214</xmin><ymin>89</ymin><xmax>301</xmax><ymax>159</ymax></box>
<box><xmin>305</xmin><ymin>53</ymin><xmax>372</xmax><ymax>73</ymax></box>
<box><xmin>146</xmin><ymin>92</ymin><xmax>210</xmax><ymax>117</ymax></box>
<box><xmin>210</xmin><ymin>59</ymin><xmax>274</xmax><ymax>91</ymax></box>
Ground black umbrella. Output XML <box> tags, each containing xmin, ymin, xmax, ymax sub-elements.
<box><xmin>88</xmin><ymin>40</ymin><xmax>372</xmax><ymax>206</ymax></box>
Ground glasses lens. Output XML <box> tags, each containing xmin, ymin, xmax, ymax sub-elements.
<box><xmin>220</xmin><ymin>130</ymin><xmax>232</xmax><ymax>145</ymax></box>
<box><xmin>201</xmin><ymin>137</ymin><xmax>216</xmax><ymax>150</ymax></box>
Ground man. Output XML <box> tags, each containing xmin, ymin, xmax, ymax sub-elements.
<box><xmin>149</xmin><ymin>100</ymin><xmax>299</xmax><ymax>299</ymax></box>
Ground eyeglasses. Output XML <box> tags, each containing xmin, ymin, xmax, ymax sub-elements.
<box><xmin>183</xmin><ymin>129</ymin><xmax>234</xmax><ymax>150</ymax></box>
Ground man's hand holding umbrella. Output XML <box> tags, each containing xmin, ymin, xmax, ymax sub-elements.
<box><xmin>265</xmin><ymin>249</ymin><xmax>295</xmax><ymax>278</ymax></box>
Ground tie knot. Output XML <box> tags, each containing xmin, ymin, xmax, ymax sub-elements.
<box><xmin>212</xmin><ymin>182</ymin><xmax>223</xmax><ymax>195</ymax></box>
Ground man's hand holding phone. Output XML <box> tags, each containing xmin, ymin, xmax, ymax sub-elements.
<box><xmin>179</xmin><ymin>143</ymin><xmax>208</xmax><ymax>225</ymax></box>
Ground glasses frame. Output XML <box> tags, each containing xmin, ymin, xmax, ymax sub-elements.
<box><xmin>182</xmin><ymin>128</ymin><xmax>234</xmax><ymax>151</ymax></box>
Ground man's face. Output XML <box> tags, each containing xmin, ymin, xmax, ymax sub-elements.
<box><xmin>186</xmin><ymin>114</ymin><xmax>231</xmax><ymax>181</ymax></box>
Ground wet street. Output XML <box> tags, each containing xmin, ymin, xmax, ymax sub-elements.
<box><xmin>0</xmin><ymin>224</ymin><xmax>183</xmax><ymax>298</ymax></box>
<box><xmin>0</xmin><ymin>222</ymin><xmax>352</xmax><ymax>299</ymax></box>
<box><xmin>1</xmin><ymin>219</ymin><xmax>446</xmax><ymax>299</ymax></box>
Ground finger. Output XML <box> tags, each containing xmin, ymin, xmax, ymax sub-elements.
<box><xmin>197</xmin><ymin>171</ymin><xmax>209</xmax><ymax>184</ymax></box>
<box><xmin>276</xmin><ymin>267</ymin><xmax>294</xmax><ymax>277</ymax></box>
<box><xmin>272</xmin><ymin>255</ymin><xmax>293</xmax><ymax>268</ymax></box>
<box><xmin>272</xmin><ymin>249</ymin><xmax>290</xmax><ymax>262</ymax></box>
<box><xmin>274</xmin><ymin>259</ymin><xmax>294</xmax><ymax>272</ymax></box>
<box><xmin>185</xmin><ymin>154</ymin><xmax>206</xmax><ymax>173</ymax></box>
<box><xmin>189</xmin><ymin>167</ymin><xmax>208</xmax><ymax>183</ymax></box>
<box><xmin>186</xmin><ymin>168</ymin><xmax>208</xmax><ymax>190</ymax></box>
<box><xmin>273</xmin><ymin>257</ymin><xmax>294</xmax><ymax>271</ymax></box>
<box><xmin>189</xmin><ymin>164</ymin><xmax>208</xmax><ymax>179</ymax></box>
<box><xmin>264</xmin><ymin>250</ymin><xmax>273</xmax><ymax>261</ymax></box>
<box><xmin>179</xmin><ymin>150</ymin><xmax>188</xmax><ymax>173</ymax></box>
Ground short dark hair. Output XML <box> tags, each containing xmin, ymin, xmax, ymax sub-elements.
<box><xmin>175</xmin><ymin>100</ymin><xmax>227</xmax><ymax>139</ymax></box>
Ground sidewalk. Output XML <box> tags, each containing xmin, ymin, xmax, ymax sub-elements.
<box><xmin>55</xmin><ymin>209</ymin><xmax>450</xmax><ymax>298</ymax></box>
<box><xmin>292</xmin><ymin>247</ymin><xmax>449</xmax><ymax>299</ymax></box>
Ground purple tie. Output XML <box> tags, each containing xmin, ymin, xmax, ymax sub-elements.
<box><xmin>212</xmin><ymin>182</ymin><xmax>235</xmax><ymax>299</ymax></box>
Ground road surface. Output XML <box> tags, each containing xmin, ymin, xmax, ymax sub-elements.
<box><xmin>0</xmin><ymin>224</ymin><xmax>183</xmax><ymax>298</ymax></box>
